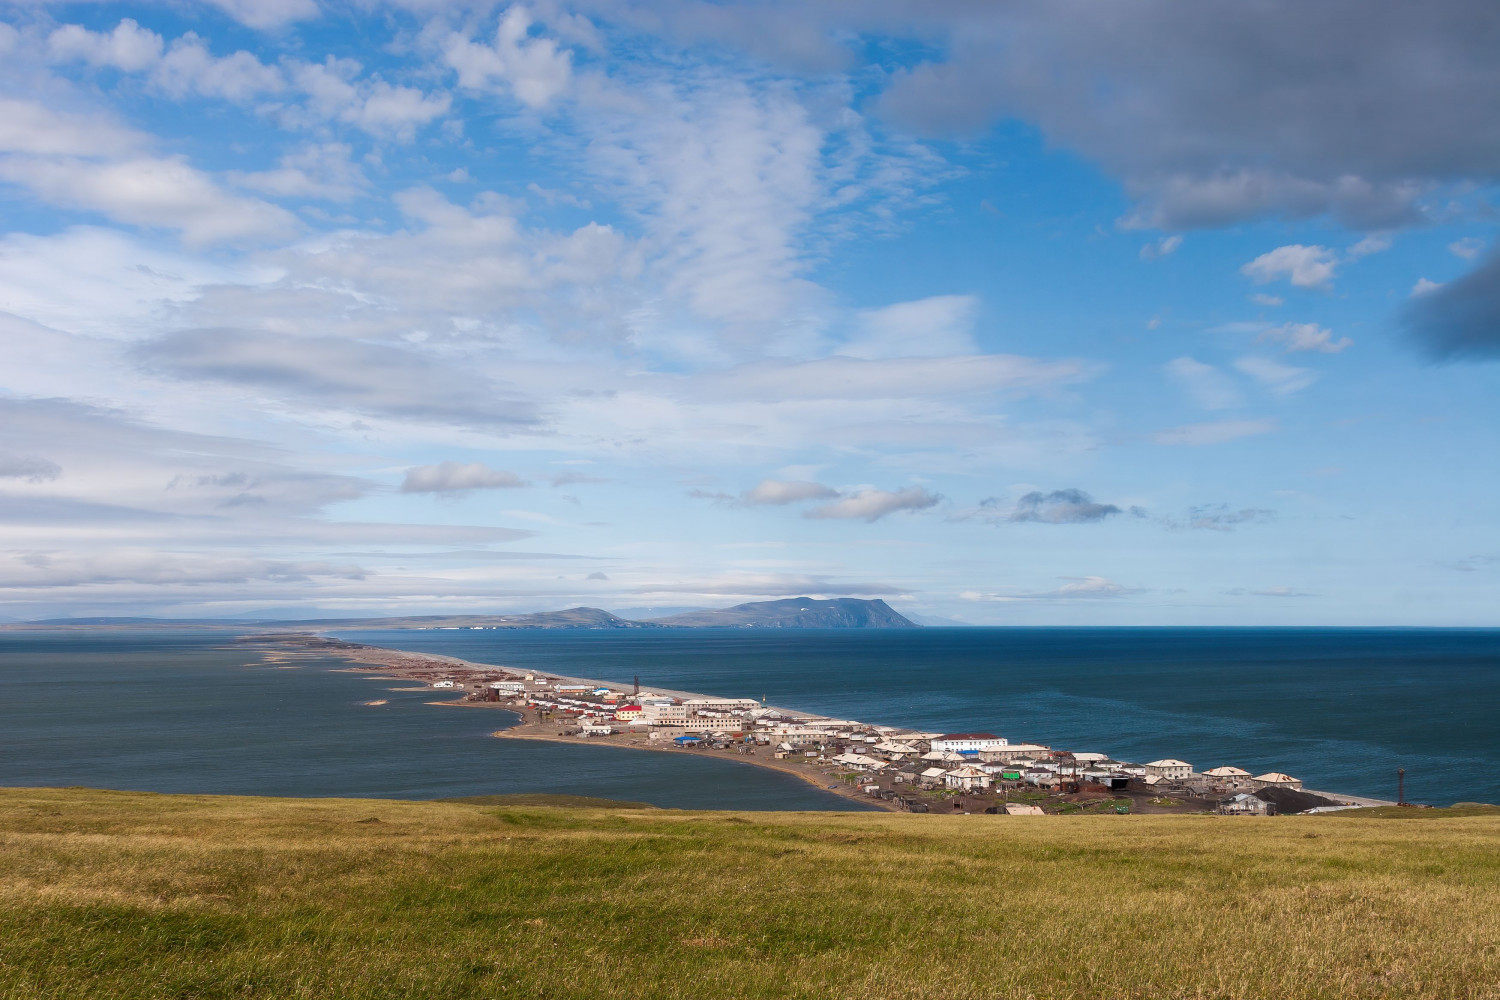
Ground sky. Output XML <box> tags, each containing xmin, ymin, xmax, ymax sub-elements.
<box><xmin>1</xmin><ymin>0</ymin><xmax>1498</xmax><ymax>625</ymax></box>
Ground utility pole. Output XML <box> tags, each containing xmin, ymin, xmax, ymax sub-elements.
<box><xmin>633</xmin><ymin>675</ymin><xmax>639</xmax><ymax>698</ymax></box>
<box><xmin>1397</xmin><ymin>767</ymin><xmax>1405</xmax><ymax>806</ymax></box>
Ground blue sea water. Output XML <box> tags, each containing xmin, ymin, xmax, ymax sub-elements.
<box><xmin>0</xmin><ymin>629</ymin><xmax>865</xmax><ymax>810</ymax></box>
<box><xmin>2</xmin><ymin>627</ymin><xmax>1496</xmax><ymax>808</ymax></box>
<box><xmin>334</xmin><ymin>626</ymin><xmax>1500</xmax><ymax>807</ymax></box>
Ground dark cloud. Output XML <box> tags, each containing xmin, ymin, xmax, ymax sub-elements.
<box><xmin>136</xmin><ymin>329</ymin><xmax>537</xmax><ymax>428</ymax></box>
<box><xmin>875</xmin><ymin>1</ymin><xmax>1500</xmax><ymax>227</ymax></box>
<box><xmin>1403</xmin><ymin>251</ymin><xmax>1500</xmax><ymax>359</ymax></box>
<box><xmin>1179</xmin><ymin>505</ymin><xmax>1275</xmax><ymax>531</ymax></box>
<box><xmin>610</xmin><ymin>0</ymin><xmax>1500</xmax><ymax>230</ymax></box>
<box><xmin>994</xmin><ymin>488</ymin><xmax>1121</xmax><ymax>524</ymax></box>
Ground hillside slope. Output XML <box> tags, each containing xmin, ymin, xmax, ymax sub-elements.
<box><xmin>653</xmin><ymin>597</ymin><xmax>918</xmax><ymax>628</ymax></box>
<box><xmin>2</xmin><ymin>788</ymin><xmax>1495</xmax><ymax>999</ymax></box>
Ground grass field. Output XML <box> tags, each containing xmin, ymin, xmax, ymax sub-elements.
<box><xmin>2</xmin><ymin>788</ymin><xmax>1497</xmax><ymax>999</ymax></box>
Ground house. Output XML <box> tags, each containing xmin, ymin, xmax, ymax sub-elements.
<box><xmin>918</xmin><ymin>767</ymin><xmax>948</xmax><ymax>788</ymax></box>
<box><xmin>579</xmin><ymin>720</ymin><xmax>615</xmax><ymax>736</ymax></box>
<box><xmin>943</xmin><ymin>765</ymin><xmax>993</xmax><ymax>791</ymax></box>
<box><xmin>672</xmin><ymin>735</ymin><xmax>704</xmax><ymax>746</ymax></box>
<box><xmin>1253</xmin><ymin>772</ymin><xmax>1303</xmax><ymax>791</ymax></box>
<box><xmin>613</xmin><ymin>704</ymin><xmax>644</xmax><ymax>721</ymax></box>
<box><xmin>931</xmin><ymin>733</ymin><xmax>1009</xmax><ymax>753</ymax></box>
<box><xmin>1203</xmin><ymin>766</ymin><xmax>1252</xmax><ymax>782</ymax></box>
<box><xmin>1144</xmin><ymin>759</ymin><xmax>1193</xmax><ymax>780</ymax></box>
<box><xmin>1218</xmin><ymin>793</ymin><xmax>1274</xmax><ymax>815</ymax></box>
<box><xmin>431</xmin><ymin>680</ymin><xmax>456</xmax><ymax>688</ymax></box>
<box><xmin>1005</xmin><ymin>804</ymin><xmax>1046</xmax><ymax>816</ymax></box>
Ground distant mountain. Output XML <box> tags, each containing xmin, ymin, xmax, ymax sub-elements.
<box><xmin>608</xmin><ymin>606</ymin><xmax>711</xmax><ymax>620</ymax></box>
<box><xmin>650</xmin><ymin>598</ymin><xmax>918</xmax><ymax>629</ymax></box>
<box><xmin>281</xmin><ymin>608</ymin><xmax>659</xmax><ymax>630</ymax></box>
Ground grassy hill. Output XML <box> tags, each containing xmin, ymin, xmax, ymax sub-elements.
<box><xmin>1</xmin><ymin>788</ymin><xmax>1496</xmax><ymax>999</ymax></box>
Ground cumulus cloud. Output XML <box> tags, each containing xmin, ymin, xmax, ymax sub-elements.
<box><xmin>1450</xmin><ymin>237</ymin><xmax>1486</xmax><ymax>260</ymax></box>
<box><xmin>1153</xmin><ymin>418</ymin><xmax>1276</xmax><ymax>446</ymax></box>
<box><xmin>48</xmin><ymin>19</ymin><xmax>163</xmax><ymax>71</ymax></box>
<box><xmin>1234</xmin><ymin>356</ymin><xmax>1317</xmax><ymax>395</ymax></box>
<box><xmin>1241</xmin><ymin>245</ymin><xmax>1338</xmax><ymax>289</ymax></box>
<box><xmin>1165</xmin><ymin>357</ymin><xmax>1242</xmax><ymax>410</ymax></box>
<box><xmin>400</xmin><ymin>462</ymin><xmax>527</xmax><ymax>494</ymax></box>
<box><xmin>742</xmin><ymin>479</ymin><xmax>838</xmax><ymax>505</ymax></box>
<box><xmin>1139</xmin><ymin>234</ymin><xmax>1182</xmax><ymax>260</ymax></box>
<box><xmin>806</xmin><ymin>486</ymin><xmax>940</xmax><ymax>522</ymax></box>
<box><xmin>1403</xmin><ymin>250</ymin><xmax>1500</xmax><ymax>358</ymax></box>
<box><xmin>440</xmin><ymin>6</ymin><xmax>576</xmax><ymax>109</ymax></box>
<box><xmin>973</xmin><ymin>488</ymin><xmax>1122</xmax><ymax>525</ymax></box>
<box><xmin>1257</xmin><ymin>322</ymin><xmax>1352</xmax><ymax>353</ymax></box>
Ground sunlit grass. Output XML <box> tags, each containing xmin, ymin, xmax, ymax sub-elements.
<box><xmin>1</xmin><ymin>787</ymin><xmax>1497</xmax><ymax>999</ymax></box>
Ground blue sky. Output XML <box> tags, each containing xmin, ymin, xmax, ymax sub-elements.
<box><xmin>0</xmin><ymin>0</ymin><xmax>1497</xmax><ymax>623</ymax></box>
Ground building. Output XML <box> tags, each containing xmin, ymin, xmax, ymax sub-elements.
<box><xmin>980</xmin><ymin>743</ymin><xmax>1051</xmax><ymax>762</ymax></box>
<box><xmin>1218</xmin><ymin>793</ymin><xmax>1274</xmax><ymax>815</ymax></box>
<box><xmin>1144</xmin><ymin>759</ymin><xmax>1193</xmax><ymax>780</ymax></box>
<box><xmin>1203</xmin><ymin>766</ymin><xmax>1252</xmax><ymax>781</ymax></box>
<box><xmin>931</xmin><ymin>733</ymin><xmax>1009</xmax><ymax>753</ymax></box>
<box><xmin>943</xmin><ymin>765</ymin><xmax>993</xmax><ymax>791</ymax></box>
<box><xmin>614</xmin><ymin>704</ymin><xmax>643</xmax><ymax>721</ymax></box>
<box><xmin>1253</xmin><ymin>772</ymin><xmax>1303</xmax><ymax>791</ymax></box>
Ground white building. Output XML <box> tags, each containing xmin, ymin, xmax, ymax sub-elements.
<box><xmin>1144</xmin><ymin>759</ymin><xmax>1193</xmax><ymax>780</ymax></box>
<box><xmin>943</xmin><ymin>765</ymin><xmax>993</xmax><ymax>791</ymax></box>
<box><xmin>931</xmin><ymin>733</ymin><xmax>1009</xmax><ymax>753</ymax></box>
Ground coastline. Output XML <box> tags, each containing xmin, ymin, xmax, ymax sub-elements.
<box><xmin>243</xmin><ymin>631</ymin><xmax>1393</xmax><ymax>812</ymax></box>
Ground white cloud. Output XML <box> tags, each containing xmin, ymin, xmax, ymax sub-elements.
<box><xmin>842</xmin><ymin>294</ymin><xmax>979</xmax><ymax>359</ymax></box>
<box><xmin>1411</xmin><ymin>277</ymin><xmax>1444</xmax><ymax>296</ymax></box>
<box><xmin>1153</xmin><ymin>418</ymin><xmax>1276</xmax><ymax>446</ymax></box>
<box><xmin>1449</xmin><ymin>237</ymin><xmax>1485</xmax><ymax>260</ymax></box>
<box><xmin>153</xmin><ymin>35</ymin><xmax>286</xmax><ymax>101</ymax></box>
<box><xmin>742</xmin><ymin>479</ymin><xmax>838</xmax><ymax>505</ymax></box>
<box><xmin>1257</xmin><ymin>321</ymin><xmax>1352</xmax><ymax>353</ymax></box>
<box><xmin>1164</xmin><ymin>356</ymin><xmax>1242</xmax><ymax>410</ymax></box>
<box><xmin>806</xmin><ymin>486</ymin><xmax>940</xmax><ymax>521</ymax></box>
<box><xmin>1234</xmin><ymin>356</ymin><xmax>1316</xmax><ymax>394</ymax></box>
<box><xmin>48</xmin><ymin>20</ymin><xmax>163</xmax><ymax>72</ymax></box>
<box><xmin>1138</xmin><ymin>234</ymin><xmax>1182</xmax><ymax>260</ymax></box>
<box><xmin>400</xmin><ymin>461</ymin><xmax>527</xmax><ymax>493</ymax></box>
<box><xmin>1347</xmin><ymin>233</ymin><xmax>1392</xmax><ymax>258</ymax></box>
<box><xmin>0</xmin><ymin>97</ymin><xmax>143</xmax><ymax>157</ymax></box>
<box><xmin>1241</xmin><ymin>244</ymin><xmax>1338</xmax><ymax>289</ymax></box>
<box><xmin>440</xmin><ymin>6</ymin><xmax>575</xmax><ymax>109</ymax></box>
<box><xmin>0</xmin><ymin>155</ymin><xmax>298</xmax><ymax>245</ymax></box>
<box><xmin>289</xmin><ymin>59</ymin><xmax>450</xmax><ymax>141</ymax></box>
<box><xmin>1251</xmin><ymin>293</ymin><xmax>1284</xmax><ymax>307</ymax></box>
<box><xmin>232</xmin><ymin>143</ymin><xmax>368</xmax><ymax>201</ymax></box>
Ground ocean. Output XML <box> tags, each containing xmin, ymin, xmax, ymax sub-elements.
<box><xmin>3</xmin><ymin>627</ymin><xmax>1496</xmax><ymax>808</ymax></box>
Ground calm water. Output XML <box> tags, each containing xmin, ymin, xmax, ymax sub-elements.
<box><xmin>3</xmin><ymin>628</ymin><xmax>1496</xmax><ymax>808</ymax></box>
<box><xmin>335</xmin><ymin>626</ymin><xmax>1500</xmax><ymax>807</ymax></box>
<box><xmin>0</xmin><ymin>630</ymin><xmax>864</xmax><ymax>810</ymax></box>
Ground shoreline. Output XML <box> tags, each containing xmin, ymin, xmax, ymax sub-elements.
<box><xmin>242</xmin><ymin>631</ymin><xmax>1395</xmax><ymax>812</ymax></box>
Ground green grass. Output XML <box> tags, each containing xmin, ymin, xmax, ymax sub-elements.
<box><xmin>2</xmin><ymin>787</ymin><xmax>1498</xmax><ymax>999</ymax></box>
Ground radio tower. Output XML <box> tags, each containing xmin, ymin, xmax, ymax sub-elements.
<box><xmin>633</xmin><ymin>675</ymin><xmax>639</xmax><ymax>698</ymax></box>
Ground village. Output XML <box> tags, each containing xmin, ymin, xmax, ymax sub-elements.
<box><xmin>410</xmin><ymin>660</ymin><xmax>1369</xmax><ymax>816</ymax></box>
